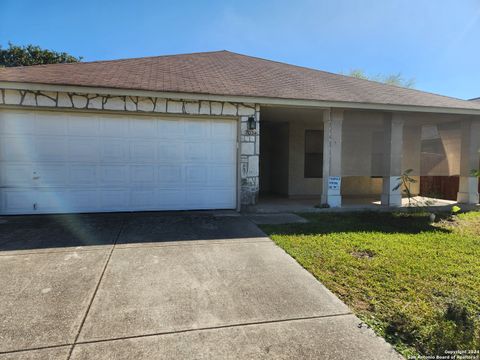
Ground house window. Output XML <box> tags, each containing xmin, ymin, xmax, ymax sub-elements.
<box><xmin>304</xmin><ymin>130</ymin><xmax>324</xmax><ymax>178</ymax></box>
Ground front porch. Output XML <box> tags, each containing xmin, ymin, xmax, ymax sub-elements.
<box><xmin>257</xmin><ymin>105</ymin><xmax>480</xmax><ymax>209</ymax></box>
<box><xmin>247</xmin><ymin>195</ymin><xmax>458</xmax><ymax>213</ymax></box>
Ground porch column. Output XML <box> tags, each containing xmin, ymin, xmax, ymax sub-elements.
<box><xmin>381</xmin><ymin>113</ymin><xmax>404</xmax><ymax>206</ymax></box>
<box><xmin>457</xmin><ymin>118</ymin><xmax>480</xmax><ymax>204</ymax></box>
<box><xmin>321</xmin><ymin>109</ymin><xmax>343</xmax><ymax>207</ymax></box>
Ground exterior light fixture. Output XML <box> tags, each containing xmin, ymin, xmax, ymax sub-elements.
<box><xmin>247</xmin><ymin>116</ymin><xmax>256</xmax><ymax>130</ymax></box>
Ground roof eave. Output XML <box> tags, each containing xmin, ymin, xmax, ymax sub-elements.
<box><xmin>1</xmin><ymin>81</ymin><xmax>480</xmax><ymax>116</ymax></box>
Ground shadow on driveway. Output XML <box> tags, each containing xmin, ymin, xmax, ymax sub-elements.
<box><xmin>0</xmin><ymin>211</ymin><xmax>267</xmax><ymax>253</ymax></box>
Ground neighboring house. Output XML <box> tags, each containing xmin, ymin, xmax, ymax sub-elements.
<box><xmin>0</xmin><ymin>50</ymin><xmax>479</xmax><ymax>215</ymax></box>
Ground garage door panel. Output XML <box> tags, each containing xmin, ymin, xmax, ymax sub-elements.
<box><xmin>130</xmin><ymin>141</ymin><xmax>156</xmax><ymax>162</ymax></box>
<box><xmin>156</xmin><ymin>190</ymin><xmax>185</xmax><ymax>209</ymax></box>
<box><xmin>211</xmin><ymin>142</ymin><xmax>236</xmax><ymax>162</ymax></box>
<box><xmin>128</xmin><ymin>118</ymin><xmax>157</xmax><ymax>138</ymax></box>
<box><xmin>101</xmin><ymin>117</ymin><xmax>128</xmax><ymax>137</ymax></box>
<box><xmin>185</xmin><ymin>190</ymin><xmax>209</xmax><ymax>208</ymax></box>
<box><xmin>158</xmin><ymin>120</ymin><xmax>184</xmax><ymax>138</ymax></box>
<box><xmin>0</xmin><ymin>110</ymin><xmax>237</xmax><ymax>214</ymax></box>
<box><xmin>158</xmin><ymin>165</ymin><xmax>183</xmax><ymax>185</ymax></box>
<box><xmin>185</xmin><ymin>166</ymin><xmax>207</xmax><ymax>184</ymax></box>
<box><xmin>208</xmin><ymin>166</ymin><xmax>236</xmax><ymax>186</ymax></box>
<box><xmin>1</xmin><ymin>136</ymin><xmax>35</xmax><ymax>161</ymax></box>
<box><xmin>2</xmin><ymin>190</ymin><xmax>37</xmax><ymax>212</ymax></box>
<box><xmin>36</xmin><ymin>164</ymin><xmax>68</xmax><ymax>186</ymax></box>
<box><xmin>157</xmin><ymin>142</ymin><xmax>184</xmax><ymax>162</ymax></box>
<box><xmin>101</xmin><ymin>165</ymin><xmax>127</xmax><ymax>185</ymax></box>
<box><xmin>1</xmin><ymin>164</ymin><xmax>33</xmax><ymax>187</ymax></box>
<box><xmin>69</xmin><ymin>165</ymin><xmax>98</xmax><ymax>185</ymax></box>
<box><xmin>36</xmin><ymin>137</ymin><xmax>67</xmax><ymax>161</ymax></box>
<box><xmin>66</xmin><ymin>190</ymin><xmax>100</xmax><ymax>211</ymax></box>
<box><xmin>212</xmin><ymin>121</ymin><xmax>236</xmax><ymax>139</ymax></box>
<box><xmin>68</xmin><ymin>115</ymin><xmax>100</xmax><ymax>136</ymax></box>
<box><xmin>0</xmin><ymin>112</ymin><xmax>35</xmax><ymax>134</ymax></box>
<box><xmin>205</xmin><ymin>189</ymin><xmax>236</xmax><ymax>207</ymax></box>
<box><xmin>68</xmin><ymin>138</ymin><xmax>99</xmax><ymax>162</ymax></box>
<box><xmin>100</xmin><ymin>190</ymin><xmax>129</xmax><ymax>210</ymax></box>
<box><xmin>131</xmin><ymin>165</ymin><xmax>156</xmax><ymax>185</ymax></box>
<box><xmin>35</xmin><ymin>190</ymin><xmax>68</xmax><ymax>211</ymax></box>
<box><xmin>184</xmin><ymin>189</ymin><xmax>235</xmax><ymax>209</ymax></box>
<box><xmin>184</xmin><ymin>120</ymin><xmax>209</xmax><ymax>139</ymax></box>
<box><xmin>185</xmin><ymin>142</ymin><xmax>209</xmax><ymax>161</ymax></box>
<box><xmin>130</xmin><ymin>189</ymin><xmax>157</xmax><ymax>209</ymax></box>
<box><xmin>101</xmin><ymin>139</ymin><xmax>127</xmax><ymax>162</ymax></box>
<box><xmin>35</xmin><ymin>113</ymin><xmax>67</xmax><ymax>135</ymax></box>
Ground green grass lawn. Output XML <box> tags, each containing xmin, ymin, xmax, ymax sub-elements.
<box><xmin>260</xmin><ymin>211</ymin><xmax>480</xmax><ymax>358</ymax></box>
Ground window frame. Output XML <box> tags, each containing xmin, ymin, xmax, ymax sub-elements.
<box><xmin>304</xmin><ymin>129</ymin><xmax>324</xmax><ymax>179</ymax></box>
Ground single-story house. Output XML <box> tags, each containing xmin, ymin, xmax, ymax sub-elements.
<box><xmin>0</xmin><ymin>50</ymin><xmax>479</xmax><ymax>214</ymax></box>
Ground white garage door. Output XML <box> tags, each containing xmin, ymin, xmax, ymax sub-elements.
<box><xmin>0</xmin><ymin>110</ymin><xmax>237</xmax><ymax>214</ymax></box>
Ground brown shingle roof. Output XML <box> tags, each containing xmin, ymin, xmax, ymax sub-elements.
<box><xmin>1</xmin><ymin>50</ymin><xmax>479</xmax><ymax>111</ymax></box>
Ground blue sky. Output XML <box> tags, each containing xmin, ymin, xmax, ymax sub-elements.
<box><xmin>1</xmin><ymin>0</ymin><xmax>479</xmax><ymax>99</ymax></box>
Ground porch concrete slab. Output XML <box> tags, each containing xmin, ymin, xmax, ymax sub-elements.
<box><xmin>78</xmin><ymin>241</ymin><xmax>350</xmax><ymax>342</ymax></box>
<box><xmin>0</xmin><ymin>250</ymin><xmax>109</xmax><ymax>353</ymax></box>
<box><xmin>249</xmin><ymin>196</ymin><xmax>476</xmax><ymax>214</ymax></box>
<box><xmin>247</xmin><ymin>213</ymin><xmax>308</xmax><ymax>225</ymax></box>
<box><xmin>116</xmin><ymin>212</ymin><xmax>269</xmax><ymax>248</ymax></box>
<box><xmin>0</xmin><ymin>213</ymin><xmax>122</xmax><ymax>254</ymax></box>
<box><xmin>0</xmin><ymin>347</ymin><xmax>71</xmax><ymax>360</ymax></box>
<box><xmin>71</xmin><ymin>315</ymin><xmax>401</xmax><ymax>360</ymax></box>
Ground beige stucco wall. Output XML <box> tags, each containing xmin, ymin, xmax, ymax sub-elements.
<box><xmin>285</xmin><ymin>111</ymin><xmax>386</xmax><ymax>198</ymax></box>
<box><xmin>284</xmin><ymin>109</ymin><xmax>421</xmax><ymax>198</ymax></box>
<box><xmin>341</xmin><ymin>177</ymin><xmax>383</xmax><ymax>196</ymax></box>
<box><xmin>287</xmin><ymin>119</ymin><xmax>324</xmax><ymax>197</ymax></box>
<box><xmin>342</xmin><ymin>111</ymin><xmax>385</xmax><ymax>177</ymax></box>
<box><xmin>260</xmin><ymin>108</ymin><xmax>407</xmax><ymax>198</ymax></box>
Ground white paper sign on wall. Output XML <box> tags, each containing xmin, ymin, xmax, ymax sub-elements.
<box><xmin>328</xmin><ymin>176</ymin><xmax>341</xmax><ymax>190</ymax></box>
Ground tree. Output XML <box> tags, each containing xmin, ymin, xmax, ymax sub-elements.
<box><xmin>345</xmin><ymin>68</ymin><xmax>415</xmax><ymax>88</ymax></box>
<box><xmin>0</xmin><ymin>42</ymin><xmax>82</xmax><ymax>67</ymax></box>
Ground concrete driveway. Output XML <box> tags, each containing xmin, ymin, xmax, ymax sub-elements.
<box><xmin>0</xmin><ymin>212</ymin><xmax>401</xmax><ymax>359</ymax></box>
